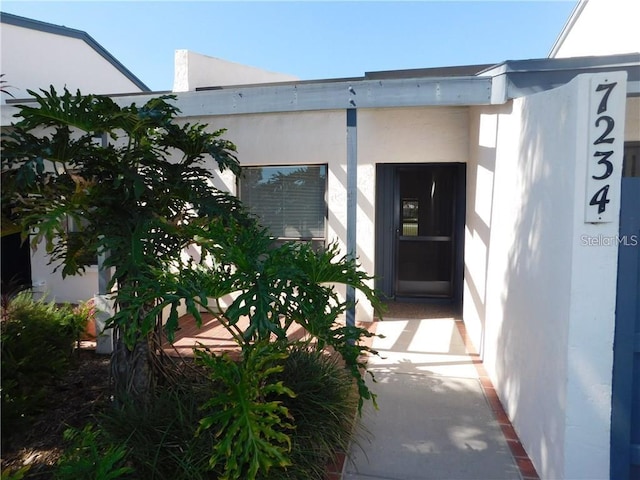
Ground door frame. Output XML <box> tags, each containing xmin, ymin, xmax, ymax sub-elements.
<box><xmin>375</xmin><ymin>163</ymin><xmax>465</xmax><ymax>305</ymax></box>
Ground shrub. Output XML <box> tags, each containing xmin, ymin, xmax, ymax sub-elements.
<box><xmin>0</xmin><ymin>292</ymin><xmax>88</xmax><ymax>435</ymax></box>
<box><xmin>55</xmin><ymin>424</ymin><xmax>134</xmax><ymax>480</ymax></box>
<box><xmin>96</xmin><ymin>343</ymin><xmax>361</xmax><ymax>480</ymax></box>
<box><xmin>265</xmin><ymin>344</ymin><xmax>360</xmax><ymax>480</ymax></box>
<box><xmin>99</xmin><ymin>384</ymin><xmax>215</xmax><ymax>480</ymax></box>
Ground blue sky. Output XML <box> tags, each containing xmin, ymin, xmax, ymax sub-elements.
<box><xmin>2</xmin><ymin>1</ymin><xmax>578</xmax><ymax>92</ymax></box>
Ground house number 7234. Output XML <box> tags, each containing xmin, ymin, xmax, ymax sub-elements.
<box><xmin>585</xmin><ymin>76</ymin><xmax>623</xmax><ymax>223</ymax></box>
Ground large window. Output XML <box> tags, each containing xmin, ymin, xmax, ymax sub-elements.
<box><xmin>66</xmin><ymin>216</ymin><xmax>98</xmax><ymax>266</ymax></box>
<box><xmin>239</xmin><ymin>165</ymin><xmax>327</xmax><ymax>248</ymax></box>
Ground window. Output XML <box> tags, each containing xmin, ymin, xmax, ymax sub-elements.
<box><xmin>623</xmin><ymin>142</ymin><xmax>640</xmax><ymax>177</ymax></box>
<box><xmin>239</xmin><ymin>165</ymin><xmax>327</xmax><ymax>249</ymax></box>
<box><xmin>66</xmin><ymin>216</ymin><xmax>98</xmax><ymax>266</ymax></box>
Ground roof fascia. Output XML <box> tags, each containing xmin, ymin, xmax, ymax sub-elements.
<box><xmin>0</xmin><ymin>12</ymin><xmax>150</xmax><ymax>92</ymax></box>
<box><xmin>548</xmin><ymin>0</ymin><xmax>588</xmax><ymax>58</ymax></box>
<box><xmin>482</xmin><ymin>53</ymin><xmax>640</xmax><ymax>103</ymax></box>
<box><xmin>1</xmin><ymin>75</ymin><xmax>492</xmax><ymax>126</ymax></box>
<box><xmin>111</xmin><ymin>75</ymin><xmax>494</xmax><ymax>117</ymax></box>
<box><xmin>4</xmin><ymin>54</ymin><xmax>639</xmax><ymax>126</ymax></box>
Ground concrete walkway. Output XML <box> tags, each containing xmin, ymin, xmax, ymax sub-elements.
<box><xmin>343</xmin><ymin>304</ymin><xmax>531</xmax><ymax>480</ymax></box>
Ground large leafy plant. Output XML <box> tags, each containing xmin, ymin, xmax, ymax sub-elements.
<box><xmin>1</xmin><ymin>87</ymin><xmax>245</xmax><ymax>401</ymax></box>
<box><xmin>2</xmin><ymin>87</ymin><xmax>383</xmax><ymax>477</ymax></box>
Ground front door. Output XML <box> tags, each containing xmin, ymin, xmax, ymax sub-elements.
<box><xmin>375</xmin><ymin>163</ymin><xmax>465</xmax><ymax>302</ymax></box>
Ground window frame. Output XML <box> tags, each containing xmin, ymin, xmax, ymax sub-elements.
<box><xmin>237</xmin><ymin>164</ymin><xmax>328</xmax><ymax>249</ymax></box>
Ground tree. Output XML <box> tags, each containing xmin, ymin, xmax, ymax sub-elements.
<box><xmin>1</xmin><ymin>88</ymin><xmax>382</xmax><ymax>408</ymax></box>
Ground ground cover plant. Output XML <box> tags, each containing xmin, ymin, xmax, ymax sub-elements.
<box><xmin>1</xmin><ymin>88</ymin><xmax>383</xmax><ymax>478</ymax></box>
<box><xmin>1</xmin><ymin>292</ymin><xmax>91</xmax><ymax>444</ymax></box>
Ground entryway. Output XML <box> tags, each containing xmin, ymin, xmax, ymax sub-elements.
<box><xmin>343</xmin><ymin>300</ymin><xmax>538</xmax><ymax>479</ymax></box>
<box><xmin>375</xmin><ymin>163</ymin><xmax>465</xmax><ymax>305</ymax></box>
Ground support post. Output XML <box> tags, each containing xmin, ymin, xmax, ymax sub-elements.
<box><xmin>346</xmin><ymin>108</ymin><xmax>357</xmax><ymax>327</ymax></box>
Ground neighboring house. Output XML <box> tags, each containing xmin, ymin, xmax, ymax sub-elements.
<box><xmin>549</xmin><ymin>0</ymin><xmax>640</xmax><ymax>58</ymax></box>
<box><xmin>0</xmin><ymin>12</ymin><xmax>150</xmax><ymax>300</ymax></box>
<box><xmin>1</xmin><ymin>2</ymin><xmax>639</xmax><ymax>479</ymax></box>
<box><xmin>0</xmin><ymin>12</ymin><xmax>149</xmax><ymax>102</ymax></box>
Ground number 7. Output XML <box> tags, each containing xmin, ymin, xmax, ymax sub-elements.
<box><xmin>595</xmin><ymin>83</ymin><xmax>617</xmax><ymax>114</ymax></box>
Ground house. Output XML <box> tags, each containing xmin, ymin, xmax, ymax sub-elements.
<box><xmin>1</xmin><ymin>1</ymin><xmax>639</xmax><ymax>478</ymax></box>
<box><xmin>0</xmin><ymin>11</ymin><xmax>150</xmax><ymax>299</ymax></box>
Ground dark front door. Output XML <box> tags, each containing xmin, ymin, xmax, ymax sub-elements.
<box><xmin>375</xmin><ymin>163</ymin><xmax>465</xmax><ymax>303</ymax></box>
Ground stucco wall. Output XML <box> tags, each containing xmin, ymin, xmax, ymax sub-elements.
<box><xmin>173</xmin><ymin>50</ymin><xmax>298</xmax><ymax>92</ymax></box>
<box><xmin>0</xmin><ymin>23</ymin><xmax>144</xmax><ymax>101</ymax></box>
<box><xmin>30</xmin><ymin>238</ymin><xmax>100</xmax><ymax>303</ymax></box>
<box><xmin>465</xmin><ymin>72</ymin><xmax>627</xmax><ymax>479</ymax></box>
<box><xmin>188</xmin><ymin>106</ymin><xmax>468</xmax><ymax>320</ymax></box>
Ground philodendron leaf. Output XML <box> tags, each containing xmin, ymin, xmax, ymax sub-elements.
<box><xmin>195</xmin><ymin>343</ymin><xmax>295</xmax><ymax>480</ymax></box>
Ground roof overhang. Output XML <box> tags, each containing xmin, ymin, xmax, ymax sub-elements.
<box><xmin>164</xmin><ymin>75</ymin><xmax>493</xmax><ymax>117</ymax></box>
<box><xmin>2</xmin><ymin>53</ymin><xmax>639</xmax><ymax>126</ymax></box>
<box><xmin>480</xmin><ymin>53</ymin><xmax>640</xmax><ymax>103</ymax></box>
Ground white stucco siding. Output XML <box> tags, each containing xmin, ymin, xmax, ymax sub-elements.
<box><xmin>464</xmin><ymin>105</ymin><xmax>504</xmax><ymax>353</ymax></box>
<box><xmin>358</xmin><ymin>107</ymin><xmax>469</xmax><ymax>165</ymax></box>
<box><xmin>551</xmin><ymin>0</ymin><xmax>640</xmax><ymax>58</ymax></box>
<box><xmin>200</xmin><ymin>110</ymin><xmax>345</xmax><ymax>168</ymax></box>
<box><xmin>0</xmin><ymin>23</ymin><xmax>144</xmax><ymax>99</ymax></box>
<box><xmin>173</xmin><ymin>50</ymin><xmax>298</xmax><ymax>92</ymax></box>
<box><xmin>467</xmin><ymin>97</ymin><xmax>575</xmax><ymax>479</ymax></box>
<box><xmin>465</xmin><ymin>72</ymin><xmax>626</xmax><ymax>479</ymax></box>
<box><xmin>197</xmin><ymin>110</ymin><xmax>347</xmax><ymax>248</ymax></box>
<box><xmin>487</xmin><ymin>94</ymin><xmax>576</xmax><ymax>480</ymax></box>
<box><xmin>188</xmin><ymin>110</ymin><xmax>351</xmax><ymax>309</ymax></box>
<box><xmin>30</xmin><ymin>238</ymin><xmax>100</xmax><ymax>304</ymax></box>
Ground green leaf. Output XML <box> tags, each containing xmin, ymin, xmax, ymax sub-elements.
<box><xmin>195</xmin><ymin>343</ymin><xmax>294</xmax><ymax>480</ymax></box>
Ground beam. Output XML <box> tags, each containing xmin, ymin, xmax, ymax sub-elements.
<box><xmin>109</xmin><ymin>76</ymin><xmax>493</xmax><ymax>117</ymax></box>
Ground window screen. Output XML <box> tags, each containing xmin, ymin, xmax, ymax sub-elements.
<box><xmin>239</xmin><ymin>165</ymin><xmax>327</xmax><ymax>244</ymax></box>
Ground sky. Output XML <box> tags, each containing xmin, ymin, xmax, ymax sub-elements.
<box><xmin>1</xmin><ymin>1</ymin><xmax>578</xmax><ymax>92</ymax></box>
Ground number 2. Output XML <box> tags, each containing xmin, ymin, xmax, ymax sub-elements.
<box><xmin>593</xmin><ymin>116</ymin><xmax>615</xmax><ymax>145</ymax></box>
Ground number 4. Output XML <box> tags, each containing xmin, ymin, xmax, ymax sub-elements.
<box><xmin>589</xmin><ymin>185</ymin><xmax>610</xmax><ymax>214</ymax></box>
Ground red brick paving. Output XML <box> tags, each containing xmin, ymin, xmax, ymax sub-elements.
<box><xmin>455</xmin><ymin>320</ymin><xmax>541</xmax><ymax>480</ymax></box>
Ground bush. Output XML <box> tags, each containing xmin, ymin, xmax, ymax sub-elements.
<box><xmin>99</xmin><ymin>380</ymin><xmax>217</xmax><ymax>480</ymax></box>
<box><xmin>94</xmin><ymin>344</ymin><xmax>360</xmax><ymax>480</ymax></box>
<box><xmin>55</xmin><ymin>424</ymin><xmax>134</xmax><ymax>480</ymax></box>
<box><xmin>265</xmin><ymin>344</ymin><xmax>360</xmax><ymax>480</ymax></box>
<box><xmin>1</xmin><ymin>292</ymin><xmax>89</xmax><ymax>436</ymax></box>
